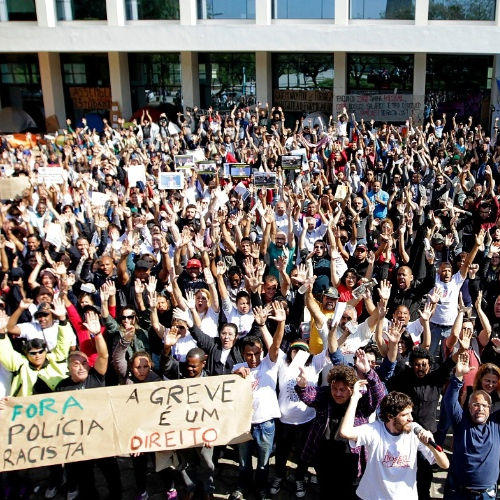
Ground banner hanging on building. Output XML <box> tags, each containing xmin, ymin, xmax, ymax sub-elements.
<box><xmin>335</xmin><ymin>94</ymin><xmax>425</xmax><ymax>123</ymax></box>
<box><xmin>0</xmin><ymin>375</ymin><xmax>252</xmax><ymax>472</ymax></box>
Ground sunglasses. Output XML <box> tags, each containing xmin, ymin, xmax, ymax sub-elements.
<box><xmin>35</xmin><ymin>312</ymin><xmax>50</xmax><ymax>318</ymax></box>
<box><xmin>28</xmin><ymin>349</ymin><xmax>45</xmax><ymax>356</ymax></box>
<box><xmin>120</xmin><ymin>315</ymin><xmax>136</xmax><ymax>321</ymax></box>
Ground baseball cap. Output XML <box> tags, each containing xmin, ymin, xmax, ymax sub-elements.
<box><xmin>186</xmin><ymin>259</ymin><xmax>202</xmax><ymax>269</ymax></box>
<box><xmin>37</xmin><ymin>286</ymin><xmax>54</xmax><ymax>298</ymax></box>
<box><xmin>356</xmin><ymin>243</ymin><xmax>368</xmax><ymax>251</ymax></box>
<box><xmin>432</xmin><ymin>233</ymin><xmax>445</xmax><ymax>243</ymax></box>
<box><xmin>135</xmin><ymin>259</ymin><xmax>154</xmax><ymax>270</ymax></box>
<box><xmin>322</xmin><ymin>286</ymin><xmax>339</xmax><ymax>299</ymax></box>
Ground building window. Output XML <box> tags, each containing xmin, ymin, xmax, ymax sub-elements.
<box><xmin>428</xmin><ymin>0</ymin><xmax>495</xmax><ymax>20</ymax></box>
<box><xmin>63</xmin><ymin>63</ymin><xmax>87</xmax><ymax>84</ymax></box>
<box><xmin>0</xmin><ymin>63</ymin><xmax>40</xmax><ymax>84</ymax></box>
<box><xmin>197</xmin><ymin>0</ymin><xmax>255</xmax><ymax>19</ymax></box>
<box><xmin>1</xmin><ymin>0</ymin><xmax>37</xmax><ymax>21</ymax></box>
<box><xmin>126</xmin><ymin>0</ymin><xmax>179</xmax><ymax>20</ymax></box>
<box><xmin>129</xmin><ymin>54</ymin><xmax>182</xmax><ymax>111</ymax></box>
<box><xmin>347</xmin><ymin>54</ymin><xmax>414</xmax><ymax>93</ymax></box>
<box><xmin>273</xmin><ymin>53</ymin><xmax>334</xmax><ymax>90</ymax></box>
<box><xmin>350</xmin><ymin>0</ymin><xmax>415</xmax><ymax>20</ymax></box>
<box><xmin>426</xmin><ymin>55</ymin><xmax>493</xmax><ymax>92</ymax></box>
<box><xmin>198</xmin><ymin>53</ymin><xmax>256</xmax><ymax>110</ymax></box>
<box><xmin>56</xmin><ymin>0</ymin><xmax>107</xmax><ymax>21</ymax></box>
<box><xmin>272</xmin><ymin>0</ymin><xmax>334</xmax><ymax>19</ymax></box>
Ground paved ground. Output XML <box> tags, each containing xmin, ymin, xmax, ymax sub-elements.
<box><xmin>11</xmin><ymin>441</ymin><xmax>450</xmax><ymax>500</ymax></box>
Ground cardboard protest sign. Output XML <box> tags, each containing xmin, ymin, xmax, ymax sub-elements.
<box><xmin>0</xmin><ymin>177</ymin><xmax>30</xmax><ymax>200</ymax></box>
<box><xmin>0</xmin><ymin>375</ymin><xmax>252</xmax><ymax>472</ymax></box>
<box><xmin>38</xmin><ymin>167</ymin><xmax>65</xmax><ymax>185</ymax></box>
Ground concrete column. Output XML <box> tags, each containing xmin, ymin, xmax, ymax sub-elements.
<box><xmin>0</xmin><ymin>0</ymin><xmax>9</xmax><ymax>22</ymax></box>
<box><xmin>38</xmin><ymin>52</ymin><xmax>66</xmax><ymax>129</ymax></box>
<box><xmin>335</xmin><ymin>0</ymin><xmax>349</xmax><ymax>25</ymax></box>
<box><xmin>35</xmin><ymin>0</ymin><xmax>57</xmax><ymax>26</ymax></box>
<box><xmin>334</xmin><ymin>52</ymin><xmax>347</xmax><ymax>96</ymax></box>
<box><xmin>256</xmin><ymin>51</ymin><xmax>272</xmax><ymax>105</ymax></box>
<box><xmin>491</xmin><ymin>55</ymin><xmax>500</xmax><ymax>133</ymax></box>
<box><xmin>108</xmin><ymin>52</ymin><xmax>132</xmax><ymax>120</ymax></box>
<box><xmin>106</xmin><ymin>0</ymin><xmax>126</xmax><ymax>25</ymax></box>
<box><xmin>413</xmin><ymin>52</ymin><xmax>426</xmax><ymax>97</ymax></box>
<box><xmin>415</xmin><ymin>0</ymin><xmax>429</xmax><ymax>25</ymax></box>
<box><xmin>256</xmin><ymin>0</ymin><xmax>271</xmax><ymax>25</ymax></box>
<box><xmin>180</xmin><ymin>0</ymin><xmax>197</xmax><ymax>25</ymax></box>
<box><xmin>496</xmin><ymin>0</ymin><xmax>500</xmax><ymax>24</ymax></box>
<box><xmin>181</xmin><ymin>52</ymin><xmax>200</xmax><ymax>110</ymax></box>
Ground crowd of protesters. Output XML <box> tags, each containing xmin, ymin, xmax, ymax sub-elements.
<box><xmin>0</xmin><ymin>100</ymin><xmax>500</xmax><ymax>500</ymax></box>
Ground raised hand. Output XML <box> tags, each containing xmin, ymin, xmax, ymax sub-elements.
<box><xmin>475</xmin><ymin>290</ymin><xmax>484</xmax><ymax>311</ymax></box>
<box><xmin>146</xmin><ymin>276</ymin><xmax>157</xmax><ymax>294</ymax></box>
<box><xmin>269</xmin><ymin>301</ymin><xmax>286</xmax><ymax>323</ymax></box>
<box><xmin>418</xmin><ymin>302</ymin><xmax>434</xmax><ymax>323</ymax></box>
<box><xmin>352</xmin><ymin>379</ymin><xmax>369</xmax><ymax>398</ymax></box>
<box><xmin>458</xmin><ymin>326</ymin><xmax>473</xmax><ymax>352</ymax></box>
<box><xmin>49</xmin><ymin>298</ymin><xmax>66</xmax><ymax>319</ymax></box>
<box><xmin>148</xmin><ymin>291</ymin><xmax>157</xmax><ymax>309</ymax></box>
<box><xmin>216</xmin><ymin>261</ymin><xmax>227</xmax><ymax>277</ymax></box>
<box><xmin>295</xmin><ymin>263</ymin><xmax>308</xmax><ymax>284</ymax></box>
<box><xmin>428</xmin><ymin>286</ymin><xmax>443</xmax><ymax>305</ymax></box>
<box><xmin>172</xmin><ymin>307</ymin><xmax>193</xmax><ymax>328</ymax></box>
<box><xmin>134</xmin><ymin>278</ymin><xmax>145</xmax><ymax>295</ymax></box>
<box><xmin>203</xmin><ymin>268</ymin><xmax>215</xmax><ymax>286</ymax></box>
<box><xmin>455</xmin><ymin>352</ymin><xmax>475</xmax><ymax>378</ymax></box>
<box><xmin>19</xmin><ymin>298</ymin><xmax>34</xmax><ymax>310</ymax></box>
<box><xmin>100</xmin><ymin>282</ymin><xmax>110</xmax><ymax>302</ymax></box>
<box><xmin>378</xmin><ymin>280</ymin><xmax>392</xmax><ymax>301</ymax></box>
<box><xmin>185</xmin><ymin>290</ymin><xmax>196</xmax><ymax>310</ymax></box>
<box><xmin>252</xmin><ymin>305</ymin><xmax>269</xmax><ymax>326</ymax></box>
<box><xmin>386</xmin><ymin>322</ymin><xmax>404</xmax><ymax>344</ymax></box>
<box><xmin>274</xmin><ymin>255</ymin><xmax>287</xmax><ymax>273</ymax></box>
<box><xmin>83</xmin><ymin>311</ymin><xmax>101</xmax><ymax>336</ymax></box>
<box><xmin>377</xmin><ymin>300</ymin><xmax>388</xmax><ymax>318</ymax></box>
<box><xmin>354</xmin><ymin>348</ymin><xmax>371</xmax><ymax>375</ymax></box>
<box><xmin>106</xmin><ymin>280</ymin><xmax>116</xmax><ymax>297</ymax></box>
<box><xmin>164</xmin><ymin>326</ymin><xmax>182</xmax><ymax>347</ymax></box>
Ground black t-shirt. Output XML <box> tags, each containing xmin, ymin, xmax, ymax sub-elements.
<box><xmin>55</xmin><ymin>368</ymin><xmax>105</xmax><ymax>392</ymax></box>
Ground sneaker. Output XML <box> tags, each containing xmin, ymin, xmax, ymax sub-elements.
<box><xmin>295</xmin><ymin>481</ymin><xmax>306</xmax><ymax>498</ymax></box>
<box><xmin>135</xmin><ymin>493</ymin><xmax>149</xmax><ymax>500</ymax></box>
<box><xmin>166</xmin><ymin>489</ymin><xmax>178</xmax><ymax>500</ymax></box>
<box><xmin>270</xmin><ymin>478</ymin><xmax>283</xmax><ymax>495</ymax></box>
<box><xmin>230</xmin><ymin>489</ymin><xmax>244</xmax><ymax>500</ymax></box>
<box><xmin>67</xmin><ymin>490</ymin><xmax>79</xmax><ymax>500</ymax></box>
<box><xmin>45</xmin><ymin>486</ymin><xmax>58</xmax><ymax>499</ymax></box>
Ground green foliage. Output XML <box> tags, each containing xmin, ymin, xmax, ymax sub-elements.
<box><xmin>428</xmin><ymin>0</ymin><xmax>495</xmax><ymax>20</ymax></box>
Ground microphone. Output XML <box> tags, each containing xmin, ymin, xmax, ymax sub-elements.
<box><xmin>413</xmin><ymin>425</ymin><xmax>443</xmax><ymax>452</ymax></box>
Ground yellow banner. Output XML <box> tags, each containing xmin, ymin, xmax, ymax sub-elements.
<box><xmin>0</xmin><ymin>375</ymin><xmax>252</xmax><ymax>471</ymax></box>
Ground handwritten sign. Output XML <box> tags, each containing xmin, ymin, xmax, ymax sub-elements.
<box><xmin>69</xmin><ymin>87</ymin><xmax>112</xmax><ymax>110</ymax></box>
<box><xmin>38</xmin><ymin>167</ymin><xmax>65</xmax><ymax>185</ymax></box>
<box><xmin>0</xmin><ymin>375</ymin><xmax>252</xmax><ymax>472</ymax></box>
<box><xmin>273</xmin><ymin>89</ymin><xmax>334</xmax><ymax>113</ymax></box>
<box><xmin>0</xmin><ymin>177</ymin><xmax>30</xmax><ymax>200</ymax></box>
<box><xmin>335</xmin><ymin>94</ymin><xmax>425</xmax><ymax>123</ymax></box>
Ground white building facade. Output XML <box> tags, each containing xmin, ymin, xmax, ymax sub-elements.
<box><xmin>0</xmin><ymin>0</ymin><xmax>499</xmax><ymax>131</ymax></box>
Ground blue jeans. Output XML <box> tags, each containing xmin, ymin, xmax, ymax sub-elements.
<box><xmin>429</xmin><ymin>323</ymin><xmax>452</xmax><ymax>362</ymax></box>
<box><xmin>237</xmin><ymin>419</ymin><xmax>275</xmax><ymax>493</ymax></box>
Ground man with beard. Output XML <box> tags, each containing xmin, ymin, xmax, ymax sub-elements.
<box><xmin>443</xmin><ymin>352</ymin><xmax>500</xmax><ymax>499</ymax></box>
<box><xmin>340</xmin><ymin>390</ymin><xmax>448</xmax><ymax>500</ymax></box>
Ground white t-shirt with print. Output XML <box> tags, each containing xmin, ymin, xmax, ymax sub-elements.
<box><xmin>432</xmin><ymin>271</ymin><xmax>465</xmax><ymax>327</ymax></box>
<box><xmin>354</xmin><ymin>420</ymin><xmax>435</xmax><ymax>500</ymax></box>
<box><xmin>277</xmin><ymin>349</ymin><xmax>330</xmax><ymax>425</ymax></box>
<box><xmin>17</xmin><ymin>321</ymin><xmax>77</xmax><ymax>351</ymax></box>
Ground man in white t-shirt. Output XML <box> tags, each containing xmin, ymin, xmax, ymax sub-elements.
<box><xmin>340</xmin><ymin>390</ymin><xmax>449</xmax><ymax>500</ymax></box>
<box><xmin>231</xmin><ymin>304</ymin><xmax>285</xmax><ymax>500</ymax></box>
<box><xmin>428</xmin><ymin>229</ymin><xmax>482</xmax><ymax>359</ymax></box>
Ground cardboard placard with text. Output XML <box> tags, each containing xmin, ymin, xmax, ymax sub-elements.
<box><xmin>0</xmin><ymin>375</ymin><xmax>252</xmax><ymax>472</ymax></box>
